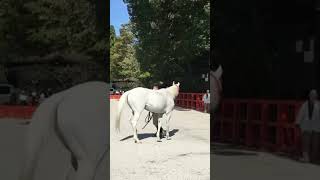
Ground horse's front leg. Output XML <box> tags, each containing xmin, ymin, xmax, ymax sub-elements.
<box><xmin>165</xmin><ymin>112</ymin><xmax>172</xmax><ymax>140</ymax></box>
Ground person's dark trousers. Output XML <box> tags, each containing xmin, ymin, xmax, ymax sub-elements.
<box><xmin>311</xmin><ymin>132</ymin><xmax>320</xmax><ymax>164</ymax></box>
<box><xmin>302</xmin><ymin>131</ymin><xmax>312</xmax><ymax>162</ymax></box>
<box><xmin>204</xmin><ymin>103</ymin><xmax>210</xmax><ymax>113</ymax></box>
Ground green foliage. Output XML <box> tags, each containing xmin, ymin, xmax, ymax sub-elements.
<box><xmin>110</xmin><ymin>23</ymin><xmax>143</xmax><ymax>82</ymax></box>
<box><xmin>0</xmin><ymin>0</ymin><xmax>107</xmax><ymax>86</ymax></box>
<box><xmin>110</xmin><ymin>25</ymin><xmax>116</xmax><ymax>47</ymax></box>
<box><xmin>123</xmin><ymin>0</ymin><xmax>210</xmax><ymax>84</ymax></box>
<box><xmin>24</xmin><ymin>0</ymin><xmax>106</xmax><ymax>56</ymax></box>
<box><xmin>0</xmin><ymin>0</ymin><xmax>107</xmax><ymax>60</ymax></box>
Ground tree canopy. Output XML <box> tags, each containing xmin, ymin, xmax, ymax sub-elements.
<box><xmin>0</xmin><ymin>0</ymin><xmax>107</xmax><ymax>86</ymax></box>
<box><xmin>111</xmin><ymin>0</ymin><xmax>210</xmax><ymax>89</ymax></box>
<box><xmin>110</xmin><ymin>24</ymin><xmax>141</xmax><ymax>82</ymax></box>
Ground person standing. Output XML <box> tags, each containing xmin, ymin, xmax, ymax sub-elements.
<box><xmin>311</xmin><ymin>91</ymin><xmax>320</xmax><ymax>164</ymax></box>
<box><xmin>19</xmin><ymin>90</ymin><xmax>26</xmax><ymax>105</ymax></box>
<box><xmin>47</xmin><ymin>88</ymin><xmax>52</xmax><ymax>97</ymax></box>
<box><xmin>151</xmin><ymin>84</ymin><xmax>162</xmax><ymax>135</ymax></box>
<box><xmin>31</xmin><ymin>90</ymin><xmax>37</xmax><ymax>105</ymax></box>
<box><xmin>202</xmin><ymin>90</ymin><xmax>210</xmax><ymax>113</ymax></box>
<box><xmin>153</xmin><ymin>85</ymin><xmax>159</xmax><ymax>90</ymax></box>
<box><xmin>38</xmin><ymin>92</ymin><xmax>46</xmax><ymax>104</ymax></box>
<box><xmin>296</xmin><ymin>89</ymin><xmax>320</xmax><ymax>162</ymax></box>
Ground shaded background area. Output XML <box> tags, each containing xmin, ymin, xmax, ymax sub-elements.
<box><xmin>212</xmin><ymin>0</ymin><xmax>320</xmax><ymax>99</ymax></box>
<box><xmin>0</xmin><ymin>0</ymin><xmax>109</xmax><ymax>179</ymax></box>
<box><xmin>0</xmin><ymin>0</ymin><xmax>108</xmax><ymax>93</ymax></box>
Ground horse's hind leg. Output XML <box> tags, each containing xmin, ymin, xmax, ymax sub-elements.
<box><xmin>156</xmin><ymin>117</ymin><xmax>163</xmax><ymax>142</ymax></box>
<box><xmin>165</xmin><ymin>112</ymin><xmax>172</xmax><ymax>140</ymax></box>
<box><xmin>130</xmin><ymin>111</ymin><xmax>142</xmax><ymax>143</ymax></box>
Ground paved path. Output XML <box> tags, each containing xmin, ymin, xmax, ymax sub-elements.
<box><xmin>212</xmin><ymin>143</ymin><xmax>320</xmax><ymax>180</ymax></box>
<box><xmin>0</xmin><ymin>119</ymin><xmax>73</xmax><ymax>180</ymax></box>
<box><xmin>1</xmin><ymin>101</ymin><xmax>319</xmax><ymax>180</ymax></box>
<box><xmin>110</xmin><ymin>100</ymin><xmax>210</xmax><ymax>180</ymax></box>
<box><xmin>0</xmin><ymin>118</ymin><xmax>109</xmax><ymax>180</ymax></box>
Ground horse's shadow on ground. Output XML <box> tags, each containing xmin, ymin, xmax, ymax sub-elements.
<box><xmin>211</xmin><ymin>143</ymin><xmax>258</xmax><ymax>156</ymax></box>
<box><xmin>174</xmin><ymin>107</ymin><xmax>191</xmax><ymax>111</ymax></box>
<box><xmin>120</xmin><ymin>129</ymin><xmax>179</xmax><ymax>141</ymax></box>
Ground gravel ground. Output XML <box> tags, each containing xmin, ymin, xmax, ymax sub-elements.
<box><xmin>0</xmin><ymin>118</ymin><xmax>72</xmax><ymax>180</ymax></box>
<box><xmin>212</xmin><ymin>143</ymin><xmax>320</xmax><ymax>180</ymax></box>
<box><xmin>110</xmin><ymin>100</ymin><xmax>210</xmax><ymax>180</ymax></box>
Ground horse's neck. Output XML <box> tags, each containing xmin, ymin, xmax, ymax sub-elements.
<box><xmin>164</xmin><ymin>87</ymin><xmax>178</xmax><ymax>99</ymax></box>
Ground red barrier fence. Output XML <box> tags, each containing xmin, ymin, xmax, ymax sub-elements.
<box><xmin>213</xmin><ymin>99</ymin><xmax>304</xmax><ymax>157</ymax></box>
<box><xmin>0</xmin><ymin>105</ymin><xmax>36</xmax><ymax>119</ymax></box>
<box><xmin>0</xmin><ymin>93</ymin><xmax>205</xmax><ymax>119</ymax></box>
<box><xmin>0</xmin><ymin>94</ymin><xmax>305</xmax><ymax>157</ymax></box>
<box><xmin>110</xmin><ymin>94</ymin><xmax>121</xmax><ymax>100</ymax></box>
<box><xmin>109</xmin><ymin>94</ymin><xmax>304</xmax><ymax>157</ymax></box>
<box><xmin>175</xmin><ymin>93</ymin><xmax>205</xmax><ymax>112</ymax></box>
<box><xmin>109</xmin><ymin>93</ymin><xmax>206</xmax><ymax>112</ymax></box>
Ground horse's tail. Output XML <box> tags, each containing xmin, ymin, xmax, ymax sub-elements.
<box><xmin>19</xmin><ymin>93</ymin><xmax>63</xmax><ymax>180</ymax></box>
<box><xmin>115</xmin><ymin>91</ymin><xmax>129</xmax><ymax>132</ymax></box>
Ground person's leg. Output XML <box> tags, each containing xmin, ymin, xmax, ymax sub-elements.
<box><xmin>204</xmin><ymin>103</ymin><xmax>208</xmax><ymax>113</ymax></box>
<box><xmin>301</xmin><ymin>131</ymin><xmax>312</xmax><ymax>162</ymax></box>
<box><xmin>310</xmin><ymin>131</ymin><xmax>315</xmax><ymax>163</ymax></box>
<box><xmin>311</xmin><ymin>132</ymin><xmax>320</xmax><ymax>164</ymax></box>
<box><xmin>204</xmin><ymin>103</ymin><xmax>207</xmax><ymax>113</ymax></box>
<box><xmin>316</xmin><ymin>132</ymin><xmax>320</xmax><ymax>164</ymax></box>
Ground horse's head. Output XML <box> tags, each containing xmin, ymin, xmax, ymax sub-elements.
<box><xmin>172</xmin><ymin>81</ymin><xmax>180</xmax><ymax>91</ymax></box>
<box><xmin>167</xmin><ymin>81</ymin><xmax>180</xmax><ymax>97</ymax></box>
<box><xmin>210</xmin><ymin>65</ymin><xmax>223</xmax><ymax>112</ymax></box>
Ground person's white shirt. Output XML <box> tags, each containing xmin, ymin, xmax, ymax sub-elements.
<box><xmin>39</xmin><ymin>93</ymin><xmax>45</xmax><ymax>103</ymax></box>
<box><xmin>296</xmin><ymin>100</ymin><xmax>320</xmax><ymax>132</ymax></box>
<box><xmin>202</xmin><ymin>93</ymin><xmax>210</xmax><ymax>104</ymax></box>
<box><xmin>19</xmin><ymin>94</ymin><xmax>27</xmax><ymax>101</ymax></box>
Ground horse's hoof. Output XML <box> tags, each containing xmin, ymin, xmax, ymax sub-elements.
<box><xmin>166</xmin><ymin>137</ymin><xmax>171</xmax><ymax>140</ymax></box>
<box><xmin>157</xmin><ymin>140</ymin><xmax>162</xmax><ymax>142</ymax></box>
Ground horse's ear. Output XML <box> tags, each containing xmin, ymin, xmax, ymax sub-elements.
<box><xmin>177</xmin><ymin>82</ymin><xmax>180</xmax><ymax>86</ymax></box>
<box><xmin>214</xmin><ymin>65</ymin><xmax>223</xmax><ymax>78</ymax></box>
<box><xmin>172</xmin><ymin>81</ymin><xmax>175</xmax><ymax>85</ymax></box>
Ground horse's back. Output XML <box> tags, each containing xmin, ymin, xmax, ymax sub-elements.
<box><xmin>127</xmin><ymin>87</ymin><xmax>151</xmax><ymax>99</ymax></box>
<box><xmin>128</xmin><ymin>87</ymin><xmax>174</xmax><ymax>113</ymax></box>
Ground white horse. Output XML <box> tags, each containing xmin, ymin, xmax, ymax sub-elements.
<box><xmin>19</xmin><ymin>81</ymin><xmax>109</xmax><ymax>180</ymax></box>
<box><xmin>115</xmin><ymin>81</ymin><xmax>180</xmax><ymax>143</ymax></box>
<box><xmin>210</xmin><ymin>65</ymin><xmax>223</xmax><ymax>114</ymax></box>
